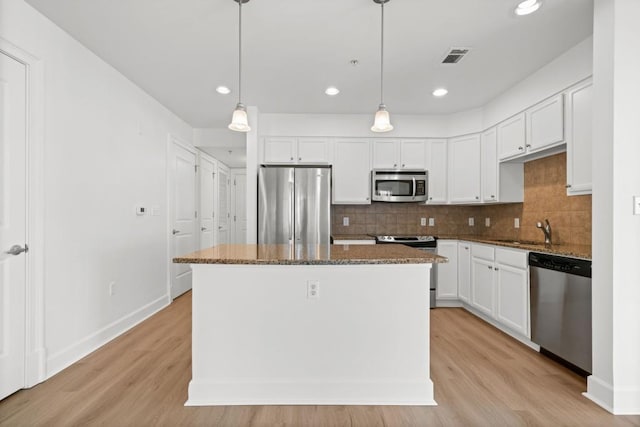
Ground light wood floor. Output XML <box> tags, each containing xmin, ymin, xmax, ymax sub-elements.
<box><xmin>1</xmin><ymin>292</ymin><xmax>638</xmax><ymax>427</ymax></box>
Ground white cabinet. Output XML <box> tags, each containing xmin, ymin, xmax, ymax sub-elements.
<box><xmin>565</xmin><ymin>80</ymin><xmax>593</xmax><ymax>195</ymax></box>
<box><xmin>498</xmin><ymin>94</ymin><xmax>564</xmax><ymax>161</ymax></box>
<box><xmin>526</xmin><ymin>94</ymin><xmax>564</xmax><ymax>153</ymax></box>
<box><xmin>495</xmin><ymin>248</ymin><xmax>529</xmax><ymax>337</ymax></box>
<box><xmin>372</xmin><ymin>139</ymin><xmax>426</xmax><ymax>170</ymax></box>
<box><xmin>457</xmin><ymin>242</ymin><xmax>471</xmax><ymax>303</ymax></box>
<box><xmin>498</xmin><ymin>113</ymin><xmax>527</xmax><ymax>160</ymax></box>
<box><xmin>426</xmin><ymin>139</ymin><xmax>447</xmax><ymax>204</ymax></box>
<box><xmin>471</xmin><ymin>245</ymin><xmax>496</xmax><ymax>317</ymax></box>
<box><xmin>332</xmin><ymin>139</ymin><xmax>371</xmax><ymax>204</ymax></box>
<box><xmin>481</xmin><ymin>127</ymin><xmax>498</xmax><ymax>203</ymax></box>
<box><xmin>448</xmin><ymin>134</ymin><xmax>481</xmax><ymax>203</ymax></box>
<box><xmin>482</xmin><ymin>127</ymin><xmax>524</xmax><ymax>203</ymax></box>
<box><xmin>263</xmin><ymin>137</ymin><xmax>329</xmax><ymax>164</ymax></box>
<box><xmin>436</xmin><ymin>240</ymin><xmax>458</xmax><ymax>301</ymax></box>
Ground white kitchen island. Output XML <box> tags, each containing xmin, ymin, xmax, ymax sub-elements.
<box><xmin>173</xmin><ymin>243</ymin><xmax>446</xmax><ymax>406</ymax></box>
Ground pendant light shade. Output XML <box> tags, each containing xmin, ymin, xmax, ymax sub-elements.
<box><xmin>371</xmin><ymin>0</ymin><xmax>393</xmax><ymax>133</ymax></box>
<box><xmin>228</xmin><ymin>0</ymin><xmax>251</xmax><ymax>132</ymax></box>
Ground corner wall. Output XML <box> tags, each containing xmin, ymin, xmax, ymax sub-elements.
<box><xmin>1</xmin><ymin>0</ymin><xmax>194</xmax><ymax>378</ymax></box>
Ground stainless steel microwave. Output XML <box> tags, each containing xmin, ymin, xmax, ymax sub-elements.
<box><xmin>371</xmin><ymin>170</ymin><xmax>429</xmax><ymax>202</ymax></box>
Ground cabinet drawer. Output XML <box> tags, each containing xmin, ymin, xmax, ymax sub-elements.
<box><xmin>496</xmin><ymin>248</ymin><xmax>527</xmax><ymax>269</ymax></box>
<box><xmin>471</xmin><ymin>244</ymin><xmax>495</xmax><ymax>261</ymax></box>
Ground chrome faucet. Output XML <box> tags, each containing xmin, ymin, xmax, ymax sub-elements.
<box><xmin>536</xmin><ymin>219</ymin><xmax>552</xmax><ymax>246</ymax></box>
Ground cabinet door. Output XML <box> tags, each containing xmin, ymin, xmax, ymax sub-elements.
<box><xmin>297</xmin><ymin>137</ymin><xmax>329</xmax><ymax>163</ymax></box>
<box><xmin>481</xmin><ymin>127</ymin><xmax>498</xmax><ymax>202</ymax></box>
<box><xmin>448</xmin><ymin>134</ymin><xmax>481</xmax><ymax>203</ymax></box>
<box><xmin>426</xmin><ymin>139</ymin><xmax>447</xmax><ymax>203</ymax></box>
<box><xmin>496</xmin><ymin>263</ymin><xmax>529</xmax><ymax>337</ymax></box>
<box><xmin>457</xmin><ymin>242</ymin><xmax>471</xmax><ymax>303</ymax></box>
<box><xmin>333</xmin><ymin>139</ymin><xmax>371</xmax><ymax>204</ymax></box>
<box><xmin>498</xmin><ymin>113</ymin><xmax>526</xmax><ymax>160</ymax></box>
<box><xmin>372</xmin><ymin>140</ymin><xmax>399</xmax><ymax>169</ymax></box>
<box><xmin>264</xmin><ymin>137</ymin><xmax>297</xmax><ymax>163</ymax></box>
<box><xmin>526</xmin><ymin>94</ymin><xmax>564</xmax><ymax>153</ymax></box>
<box><xmin>566</xmin><ymin>81</ymin><xmax>593</xmax><ymax>195</ymax></box>
<box><xmin>400</xmin><ymin>140</ymin><xmax>427</xmax><ymax>169</ymax></box>
<box><xmin>471</xmin><ymin>257</ymin><xmax>496</xmax><ymax>317</ymax></box>
<box><xmin>436</xmin><ymin>241</ymin><xmax>458</xmax><ymax>300</ymax></box>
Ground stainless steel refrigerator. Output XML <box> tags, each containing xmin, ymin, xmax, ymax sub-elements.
<box><xmin>258</xmin><ymin>165</ymin><xmax>331</xmax><ymax>245</ymax></box>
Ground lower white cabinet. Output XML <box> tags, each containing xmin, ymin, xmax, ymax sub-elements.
<box><xmin>436</xmin><ymin>240</ymin><xmax>458</xmax><ymax>300</ymax></box>
<box><xmin>457</xmin><ymin>242</ymin><xmax>471</xmax><ymax>303</ymax></box>
<box><xmin>495</xmin><ymin>248</ymin><xmax>529</xmax><ymax>337</ymax></box>
<box><xmin>471</xmin><ymin>253</ymin><xmax>496</xmax><ymax>317</ymax></box>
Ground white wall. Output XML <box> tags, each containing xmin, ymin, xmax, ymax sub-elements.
<box><xmin>1</xmin><ymin>0</ymin><xmax>193</xmax><ymax>377</ymax></box>
<box><xmin>587</xmin><ymin>0</ymin><xmax>640</xmax><ymax>414</ymax></box>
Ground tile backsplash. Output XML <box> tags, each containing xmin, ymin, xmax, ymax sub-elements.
<box><xmin>332</xmin><ymin>152</ymin><xmax>592</xmax><ymax>246</ymax></box>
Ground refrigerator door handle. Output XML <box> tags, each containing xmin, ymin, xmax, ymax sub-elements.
<box><xmin>289</xmin><ymin>180</ymin><xmax>295</xmax><ymax>243</ymax></box>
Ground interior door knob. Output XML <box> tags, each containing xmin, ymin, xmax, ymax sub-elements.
<box><xmin>5</xmin><ymin>244</ymin><xmax>28</xmax><ymax>256</ymax></box>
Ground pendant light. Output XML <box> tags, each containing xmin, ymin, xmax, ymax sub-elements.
<box><xmin>228</xmin><ymin>0</ymin><xmax>251</xmax><ymax>132</ymax></box>
<box><xmin>371</xmin><ymin>0</ymin><xmax>393</xmax><ymax>133</ymax></box>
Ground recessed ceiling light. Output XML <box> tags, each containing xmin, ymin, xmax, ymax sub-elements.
<box><xmin>432</xmin><ymin>88</ymin><xmax>448</xmax><ymax>97</ymax></box>
<box><xmin>325</xmin><ymin>86</ymin><xmax>340</xmax><ymax>96</ymax></box>
<box><xmin>514</xmin><ymin>0</ymin><xmax>541</xmax><ymax>16</ymax></box>
<box><xmin>216</xmin><ymin>86</ymin><xmax>231</xmax><ymax>95</ymax></box>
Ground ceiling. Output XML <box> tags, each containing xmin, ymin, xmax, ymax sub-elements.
<box><xmin>25</xmin><ymin>0</ymin><xmax>593</xmax><ymax>130</ymax></box>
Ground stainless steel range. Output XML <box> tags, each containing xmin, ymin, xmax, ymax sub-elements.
<box><xmin>375</xmin><ymin>235</ymin><xmax>438</xmax><ymax>308</ymax></box>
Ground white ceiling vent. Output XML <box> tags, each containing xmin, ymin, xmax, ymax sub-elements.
<box><xmin>441</xmin><ymin>47</ymin><xmax>471</xmax><ymax>64</ymax></box>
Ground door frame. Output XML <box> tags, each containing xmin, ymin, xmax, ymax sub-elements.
<box><xmin>0</xmin><ymin>38</ymin><xmax>46</xmax><ymax>387</ymax></box>
<box><xmin>166</xmin><ymin>134</ymin><xmax>198</xmax><ymax>300</ymax></box>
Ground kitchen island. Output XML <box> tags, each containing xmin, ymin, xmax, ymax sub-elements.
<box><xmin>174</xmin><ymin>243</ymin><xmax>446</xmax><ymax>406</ymax></box>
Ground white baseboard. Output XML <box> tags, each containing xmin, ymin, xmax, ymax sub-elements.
<box><xmin>462</xmin><ymin>304</ymin><xmax>540</xmax><ymax>351</ymax></box>
<box><xmin>25</xmin><ymin>347</ymin><xmax>47</xmax><ymax>387</ymax></box>
<box><xmin>585</xmin><ymin>376</ymin><xmax>640</xmax><ymax>415</ymax></box>
<box><xmin>186</xmin><ymin>379</ymin><xmax>437</xmax><ymax>406</ymax></box>
<box><xmin>435</xmin><ymin>299</ymin><xmax>463</xmax><ymax>308</ymax></box>
<box><xmin>46</xmin><ymin>295</ymin><xmax>170</xmax><ymax>379</ymax></box>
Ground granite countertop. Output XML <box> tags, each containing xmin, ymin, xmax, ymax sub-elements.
<box><xmin>438</xmin><ymin>235</ymin><xmax>592</xmax><ymax>260</ymax></box>
<box><xmin>174</xmin><ymin>243</ymin><xmax>448</xmax><ymax>265</ymax></box>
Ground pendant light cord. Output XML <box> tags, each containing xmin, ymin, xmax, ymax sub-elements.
<box><xmin>380</xmin><ymin>1</ymin><xmax>384</xmax><ymax>105</ymax></box>
<box><xmin>238</xmin><ymin>0</ymin><xmax>243</xmax><ymax>105</ymax></box>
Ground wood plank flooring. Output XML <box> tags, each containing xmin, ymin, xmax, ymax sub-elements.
<box><xmin>1</xmin><ymin>292</ymin><xmax>638</xmax><ymax>426</ymax></box>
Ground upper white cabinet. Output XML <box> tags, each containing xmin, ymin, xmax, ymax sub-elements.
<box><xmin>332</xmin><ymin>139</ymin><xmax>371</xmax><ymax>204</ymax></box>
<box><xmin>426</xmin><ymin>139</ymin><xmax>447</xmax><ymax>204</ymax></box>
<box><xmin>526</xmin><ymin>94</ymin><xmax>564</xmax><ymax>153</ymax></box>
<box><xmin>263</xmin><ymin>137</ymin><xmax>329</xmax><ymax>164</ymax></box>
<box><xmin>565</xmin><ymin>80</ymin><xmax>593</xmax><ymax>195</ymax></box>
<box><xmin>498</xmin><ymin>94</ymin><xmax>565</xmax><ymax>161</ymax></box>
<box><xmin>481</xmin><ymin>127</ymin><xmax>498</xmax><ymax>203</ymax></box>
<box><xmin>498</xmin><ymin>113</ymin><xmax>526</xmax><ymax>160</ymax></box>
<box><xmin>372</xmin><ymin>139</ymin><xmax>427</xmax><ymax>170</ymax></box>
<box><xmin>436</xmin><ymin>240</ymin><xmax>458</xmax><ymax>301</ymax></box>
<box><xmin>448</xmin><ymin>134</ymin><xmax>481</xmax><ymax>203</ymax></box>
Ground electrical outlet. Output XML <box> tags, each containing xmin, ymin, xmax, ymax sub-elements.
<box><xmin>485</xmin><ymin>217</ymin><xmax>491</xmax><ymax>227</ymax></box>
<box><xmin>343</xmin><ymin>217</ymin><xmax>349</xmax><ymax>226</ymax></box>
<box><xmin>634</xmin><ymin>196</ymin><xmax>640</xmax><ymax>215</ymax></box>
<box><xmin>109</xmin><ymin>281</ymin><xmax>116</xmax><ymax>296</ymax></box>
<box><xmin>514</xmin><ymin>218</ymin><xmax>520</xmax><ymax>228</ymax></box>
<box><xmin>428</xmin><ymin>218</ymin><xmax>435</xmax><ymax>227</ymax></box>
<box><xmin>420</xmin><ymin>217</ymin><xmax>427</xmax><ymax>226</ymax></box>
<box><xmin>307</xmin><ymin>280</ymin><xmax>320</xmax><ymax>299</ymax></box>
<box><xmin>468</xmin><ymin>217</ymin><xmax>475</xmax><ymax>227</ymax></box>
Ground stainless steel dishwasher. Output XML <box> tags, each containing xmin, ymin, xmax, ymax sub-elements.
<box><xmin>529</xmin><ymin>252</ymin><xmax>592</xmax><ymax>374</ymax></box>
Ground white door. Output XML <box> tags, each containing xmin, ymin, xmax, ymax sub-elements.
<box><xmin>199</xmin><ymin>155</ymin><xmax>216</xmax><ymax>249</ymax></box>
<box><xmin>232</xmin><ymin>172</ymin><xmax>247</xmax><ymax>243</ymax></box>
<box><xmin>171</xmin><ymin>142</ymin><xmax>197</xmax><ymax>299</ymax></box>
<box><xmin>217</xmin><ymin>166</ymin><xmax>230</xmax><ymax>244</ymax></box>
<box><xmin>0</xmin><ymin>52</ymin><xmax>27</xmax><ymax>400</ymax></box>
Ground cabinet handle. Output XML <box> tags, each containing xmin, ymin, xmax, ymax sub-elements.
<box><xmin>491</xmin><ymin>195</ymin><xmax>495</xmax><ymax>199</ymax></box>
<box><xmin>366</xmin><ymin>197</ymin><xmax>370</xmax><ymax>201</ymax></box>
<box><xmin>526</xmin><ymin>144</ymin><xmax>531</xmax><ymax>148</ymax></box>
<box><xmin>429</xmin><ymin>197</ymin><xmax>433</xmax><ymax>200</ymax></box>
<box><xmin>402</xmin><ymin>164</ymin><xmax>405</xmax><ymax>168</ymax></box>
<box><xmin>518</xmin><ymin>146</ymin><xmax>524</xmax><ymax>151</ymax></box>
<box><xmin>495</xmin><ymin>267</ymin><xmax>500</xmax><ymax>271</ymax></box>
<box><xmin>298</xmin><ymin>157</ymin><xmax>302</xmax><ymax>161</ymax></box>
<box><xmin>566</xmin><ymin>184</ymin><xmax>572</xmax><ymax>188</ymax></box>
<box><xmin>290</xmin><ymin>157</ymin><xmax>294</xmax><ymax>161</ymax></box>
<box><xmin>394</xmin><ymin>163</ymin><xmax>397</xmax><ymax>168</ymax></box>
<box><xmin>464</xmin><ymin>246</ymin><xmax>469</xmax><ymax>250</ymax></box>
<box><xmin>475</xmin><ymin>196</ymin><xmax>479</xmax><ymax>200</ymax></box>
<box><xmin>488</xmin><ymin>265</ymin><xmax>493</xmax><ymax>270</ymax></box>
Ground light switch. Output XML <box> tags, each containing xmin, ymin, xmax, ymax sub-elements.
<box><xmin>485</xmin><ymin>217</ymin><xmax>491</xmax><ymax>227</ymax></box>
<box><xmin>343</xmin><ymin>217</ymin><xmax>349</xmax><ymax>226</ymax></box>
<box><xmin>514</xmin><ymin>218</ymin><xmax>520</xmax><ymax>228</ymax></box>
<box><xmin>468</xmin><ymin>217</ymin><xmax>474</xmax><ymax>226</ymax></box>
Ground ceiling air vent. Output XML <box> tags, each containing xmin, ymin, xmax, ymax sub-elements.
<box><xmin>441</xmin><ymin>47</ymin><xmax>471</xmax><ymax>64</ymax></box>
